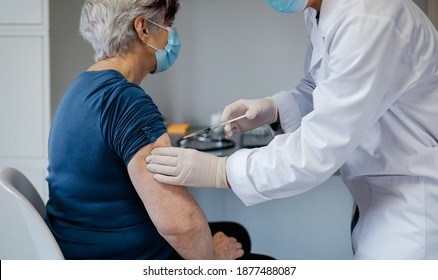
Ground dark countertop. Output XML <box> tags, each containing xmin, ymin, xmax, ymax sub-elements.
<box><xmin>169</xmin><ymin>126</ymin><xmax>274</xmax><ymax>157</ymax></box>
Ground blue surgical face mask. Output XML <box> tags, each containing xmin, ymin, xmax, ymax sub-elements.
<box><xmin>147</xmin><ymin>20</ymin><xmax>181</xmax><ymax>74</ymax></box>
<box><xmin>266</xmin><ymin>0</ymin><xmax>308</xmax><ymax>13</ymax></box>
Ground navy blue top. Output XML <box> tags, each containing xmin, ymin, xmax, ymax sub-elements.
<box><xmin>45</xmin><ymin>70</ymin><xmax>173</xmax><ymax>259</ymax></box>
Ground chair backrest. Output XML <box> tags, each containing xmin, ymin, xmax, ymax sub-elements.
<box><xmin>1</xmin><ymin>167</ymin><xmax>47</xmax><ymax>218</ymax></box>
<box><xmin>0</xmin><ymin>167</ymin><xmax>64</xmax><ymax>259</ymax></box>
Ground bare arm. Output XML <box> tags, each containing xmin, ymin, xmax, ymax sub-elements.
<box><xmin>128</xmin><ymin>133</ymin><xmax>236</xmax><ymax>259</ymax></box>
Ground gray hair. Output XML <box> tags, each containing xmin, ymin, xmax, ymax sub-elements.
<box><xmin>80</xmin><ymin>0</ymin><xmax>180</xmax><ymax>61</ymax></box>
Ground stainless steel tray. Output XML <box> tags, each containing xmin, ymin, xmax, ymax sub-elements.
<box><xmin>176</xmin><ymin>135</ymin><xmax>235</xmax><ymax>151</ymax></box>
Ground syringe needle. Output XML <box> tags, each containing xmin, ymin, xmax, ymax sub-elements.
<box><xmin>181</xmin><ymin>127</ymin><xmax>211</xmax><ymax>139</ymax></box>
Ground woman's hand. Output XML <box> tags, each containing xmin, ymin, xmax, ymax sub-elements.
<box><xmin>212</xmin><ymin>231</ymin><xmax>244</xmax><ymax>260</ymax></box>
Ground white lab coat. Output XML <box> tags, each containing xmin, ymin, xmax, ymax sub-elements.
<box><xmin>227</xmin><ymin>0</ymin><xmax>438</xmax><ymax>259</ymax></box>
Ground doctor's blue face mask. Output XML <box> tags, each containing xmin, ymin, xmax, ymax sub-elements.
<box><xmin>266</xmin><ymin>0</ymin><xmax>309</xmax><ymax>13</ymax></box>
<box><xmin>146</xmin><ymin>20</ymin><xmax>181</xmax><ymax>74</ymax></box>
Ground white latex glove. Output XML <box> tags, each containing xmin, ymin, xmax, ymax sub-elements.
<box><xmin>222</xmin><ymin>97</ymin><xmax>278</xmax><ymax>138</ymax></box>
<box><xmin>146</xmin><ymin>147</ymin><xmax>229</xmax><ymax>188</ymax></box>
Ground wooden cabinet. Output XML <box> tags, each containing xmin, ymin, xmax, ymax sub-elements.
<box><xmin>0</xmin><ymin>0</ymin><xmax>50</xmax><ymax>201</ymax></box>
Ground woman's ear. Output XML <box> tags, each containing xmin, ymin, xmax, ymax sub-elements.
<box><xmin>134</xmin><ymin>16</ymin><xmax>149</xmax><ymax>45</ymax></box>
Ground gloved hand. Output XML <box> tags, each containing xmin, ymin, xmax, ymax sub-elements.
<box><xmin>146</xmin><ymin>147</ymin><xmax>229</xmax><ymax>188</ymax></box>
<box><xmin>222</xmin><ymin>97</ymin><xmax>278</xmax><ymax>138</ymax></box>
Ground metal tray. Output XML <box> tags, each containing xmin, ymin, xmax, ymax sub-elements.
<box><xmin>176</xmin><ymin>136</ymin><xmax>235</xmax><ymax>151</ymax></box>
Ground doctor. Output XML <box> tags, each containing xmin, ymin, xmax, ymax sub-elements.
<box><xmin>146</xmin><ymin>0</ymin><xmax>438</xmax><ymax>259</ymax></box>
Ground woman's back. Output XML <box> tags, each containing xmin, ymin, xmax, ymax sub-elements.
<box><xmin>46</xmin><ymin>70</ymin><xmax>172</xmax><ymax>259</ymax></box>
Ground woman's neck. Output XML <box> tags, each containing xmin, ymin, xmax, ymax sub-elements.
<box><xmin>88</xmin><ymin>47</ymin><xmax>151</xmax><ymax>84</ymax></box>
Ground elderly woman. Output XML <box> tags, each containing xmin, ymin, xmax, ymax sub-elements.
<box><xmin>45</xmin><ymin>0</ymin><xmax>244</xmax><ymax>260</ymax></box>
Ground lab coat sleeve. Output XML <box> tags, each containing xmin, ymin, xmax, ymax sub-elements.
<box><xmin>271</xmin><ymin>80</ymin><xmax>315</xmax><ymax>134</ymax></box>
<box><xmin>227</xmin><ymin>14</ymin><xmax>411</xmax><ymax>206</ymax></box>
<box><xmin>271</xmin><ymin>18</ymin><xmax>315</xmax><ymax>135</ymax></box>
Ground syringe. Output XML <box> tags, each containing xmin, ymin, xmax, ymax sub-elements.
<box><xmin>181</xmin><ymin>115</ymin><xmax>246</xmax><ymax>139</ymax></box>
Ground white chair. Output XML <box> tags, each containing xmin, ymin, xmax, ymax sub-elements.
<box><xmin>0</xmin><ymin>167</ymin><xmax>64</xmax><ymax>259</ymax></box>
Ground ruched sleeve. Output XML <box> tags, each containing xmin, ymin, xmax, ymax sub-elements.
<box><xmin>100</xmin><ymin>84</ymin><xmax>167</xmax><ymax>166</ymax></box>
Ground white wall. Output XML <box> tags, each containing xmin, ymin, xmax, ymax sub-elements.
<box><xmin>50</xmin><ymin>0</ymin><xmax>93</xmax><ymax>117</ymax></box>
<box><xmin>51</xmin><ymin>0</ymin><xmax>430</xmax><ymax>123</ymax></box>
<box><xmin>144</xmin><ymin>0</ymin><xmax>307</xmax><ymax>126</ymax></box>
